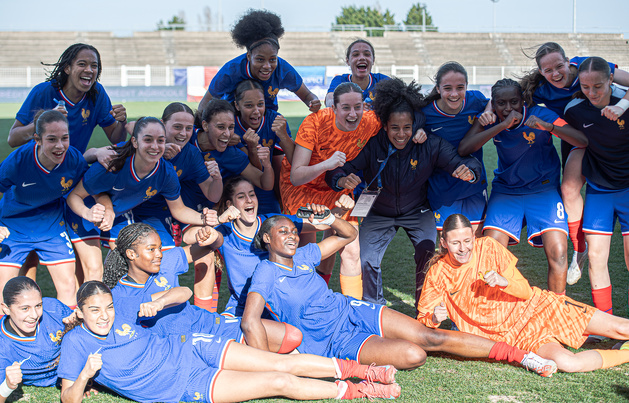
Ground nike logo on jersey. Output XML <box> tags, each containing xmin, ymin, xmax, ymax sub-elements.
<box><xmin>22</xmin><ymin>182</ymin><xmax>36</xmax><ymax>187</ymax></box>
<box><xmin>583</xmin><ymin>123</ymin><xmax>594</xmax><ymax>128</ymax></box>
<box><xmin>449</xmin><ymin>290</ymin><xmax>460</xmax><ymax>296</ymax></box>
<box><xmin>554</xmin><ymin>219</ymin><xmax>564</xmax><ymax>224</ymax></box>
<box><xmin>278</xmin><ymin>276</ymin><xmax>286</xmax><ymax>283</ymax></box>
<box><xmin>377</xmin><ymin>158</ymin><xmax>385</xmax><ymax>162</ymax></box>
<box><xmin>420</xmin><ymin>209</ymin><xmax>430</xmax><ymax>214</ymax></box>
<box><xmin>493</xmin><ymin>139</ymin><xmax>502</xmax><ymax>143</ymax></box>
<box><xmin>112</xmin><ymin>187</ymin><xmax>125</xmax><ymax>191</ymax></box>
<box><xmin>431</xmin><ymin>127</ymin><xmax>443</xmax><ymax>132</ymax></box>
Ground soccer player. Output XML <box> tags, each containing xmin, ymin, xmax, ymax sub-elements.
<box><xmin>325</xmin><ymin>78</ymin><xmax>481</xmax><ymax>307</ymax></box>
<box><xmin>214</xmin><ymin>176</ymin><xmax>353</xmax><ymax>318</ymax></box>
<box><xmin>324</xmin><ymin>39</ymin><xmax>389</xmax><ymax>108</ymax></box>
<box><xmin>242</xmin><ymin>213</ymin><xmax>558</xmax><ymax>376</ymax></box>
<box><xmin>198</xmin><ymin>9</ymin><xmax>320</xmax><ymax>114</ymax></box>
<box><xmin>422</xmin><ymin>62</ymin><xmax>493</xmax><ymax>235</ymax></box>
<box><xmin>418</xmin><ymin>213</ymin><xmax>629</xmax><ymax>373</ymax></box>
<box><xmin>0</xmin><ymin>277</ymin><xmax>73</xmax><ymax>402</ymax></box>
<box><xmin>520</xmin><ymin>42</ymin><xmax>629</xmax><ymax>284</ymax></box>
<box><xmin>58</xmin><ymin>281</ymin><xmax>402</xmax><ymax>402</ymax></box>
<box><xmin>233</xmin><ymin>80</ymin><xmax>295</xmax><ymax>214</ymax></box>
<box><xmin>459</xmin><ymin>78</ymin><xmax>588</xmax><ymax>294</ymax></box>
<box><xmin>0</xmin><ymin>110</ymin><xmax>90</xmax><ymax>307</ymax></box>
<box><xmin>66</xmin><ymin>117</ymin><xmax>217</xmax><ymax>249</ymax></box>
<box><xmin>563</xmin><ymin>57</ymin><xmax>629</xmax><ymax>316</ymax></box>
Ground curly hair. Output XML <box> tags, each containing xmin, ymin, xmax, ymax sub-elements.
<box><xmin>102</xmin><ymin>223</ymin><xmax>158</xmax><ymax>289</ymax></box>
<box><xmin>201</xmin><ymin>99</ymin><xmax>235</xmax><ymax>125</ymax></box>
<box><xmin>519</xmin><ymin>42</ymin><xmax>568</xmax><ymax>106</ymax></box>
<box><xmin>231</xmin><ymin>9</ymin><xmax>284</xmax><ymax>52</ymax></box>
<box><xmin>423</xmin><ymin>62</ymin><xmax>468</xmax><ymax>105</ymax></box>
<box><xmin>43</xmin><ymin>43</ymin><xmax>102</xmax><ymax>103</ymax></box>
<box><xmin>373</xmin><ymin>78</ymin><xmax>424</xmax><ymax>126</ymax></box>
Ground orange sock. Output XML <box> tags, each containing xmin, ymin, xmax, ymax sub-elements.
<box><xmin>568</xmin><ymin>220</ymin><xmax>586</xmax><ymax>253</ymax></box>
<box><xmin>194</xmin><ymin>295</ymin><xmax>217</xmax><ymax>313</ymax></box>
<box><xmin>592</xmin><ymin>286</ymin><xmax>613</xmax><ymax>314</ymax></box>
<box><xmin>596</xmin><ymin>349</ymin><xmax>629</xmax><ymax>369</ymax></box>
<box><xmin>488</xmin><ymin>341</ymin><xmax>526</xmax><ymax>363</ymax></box>
<box><xmin>340</xmin><ymin>274</ymin><xmax>363</xmax><ymax>300</ymax></box>
<box><xmin>317</xmin><ymin>270</ymin><xmax>332</xmax><ymax>285</ymax></box>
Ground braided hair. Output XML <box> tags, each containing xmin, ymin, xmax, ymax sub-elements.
<box><xmin>43</xmin><ymin>43</ymin><xmax>102</xmax><ymax>102</ymax></box>
<box><xmin>103</xmin><ymin>223</ymin><xmax>157</xmax><ymax>289</ymax></box>
<box><xmin>491</xmin><ymin>78</ymin><xmax>522</xmax><ymax>100</ymax></box>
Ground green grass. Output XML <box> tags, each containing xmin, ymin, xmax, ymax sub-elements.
<box><xmin>4</xmin><ymin>102</ymin><xmax>629</xmax><ymax>402</ymax></box>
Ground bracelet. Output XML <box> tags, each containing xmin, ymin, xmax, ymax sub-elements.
<box><xmin>200</xmin><ymin>212</ymin><xmax>205</xmax><ymax>225</ymax></box>
<box><xmin>0</xmin><ymin>379</ymin><xmax>15</xmax><ymax>398</ymax></box>
<box><xmin>615</xmin><ymin>98</ymin><xmax>629</xmax><ymax>113</ymax></box>
<box><xmin>550</xmin><ymin>124</ymin><xmax>555</xmax><ymax>132</ymax></box>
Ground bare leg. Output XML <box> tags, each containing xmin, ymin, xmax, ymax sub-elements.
<box><xmin>339</xmin><ymin>225</ymin><xmax>361</xmax><ymax>277</ymax></box>
<box><xmin>585</xmin><ymin>310</ymin><xmax>629</xmax><ymax>340</ymax></box>
<box><xmin>536</xmin><ymin>342</ymin><xmax>603</xmax><ymax>373</ymax></box>
<box><xmin>260</xmin><ymin>319</ymin><xmax>300</xmax><ymax>353</ymax></box>
<box><xmin>484</xmin><ymin>229</ymin><xmax>510</xmax><ymax>248</ymax></box>
<box><xmin>73</xmin><ymin>239</ymin><xmax>104</xmax><ymax>282</ymax></box>
<box><xmin>212</xmin><ymin>370</ymin><xmax>337</xmax><ymax>402</ymax></box>
<box><xmin>46</xmin><ymin>262</ymin><xmax>77</xmax><ymax>307</ymax></box>
<box><xmin>561</xmin><ymin>148</ymin><xmax>585</xmax><ymax>224</ymax></box>
<box><xmin>585</xmin><ymin>234</ymin><xmax>612</xmax><ymax>290</ymax></box>
<box><xmin>0</xmin><ymin>266</ymin><xmax>20</xmax><ymax>305</ymax></box>
<box><xmin>541</xmin><ymin>230</ymin><xmax>568</xmax><ymax>293</ymax></box>
<box><xmin>624</xmin><ymin>235</ymin><xmax>629</xmax><ymax>279</ymax></box>
<box><xmin>358</xmin><ymin>335</ymin><xmax>426</xmax><ymax>369</ymax></box>
<box><xmin>18</xmin><ymin>251</ymin><xmax>38</xmax><ymax>280</ymax></box>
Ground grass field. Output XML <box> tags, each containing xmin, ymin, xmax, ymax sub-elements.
<box><xmin>2</xmin><ymin>101</ymin><xmax>629</xmax><ymax>402</ymax></box>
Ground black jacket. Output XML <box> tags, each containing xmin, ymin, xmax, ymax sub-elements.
<box><xmin>326</xmin><ymin>114</ymin><xmax>481</xmax><ymax>218</ymax></box>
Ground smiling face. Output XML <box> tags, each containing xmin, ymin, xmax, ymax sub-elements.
<box><xmin>63</xmin><ymin>49</ymin><xmax>99</xmax><ymax>95</ymax></box>
<box><xmin>538</xmin><ymin>52</ymin><xmax>572</xmax><ymax>89</ymax></box>
<box><xmin>1</xmin><ymin>289</ymin><xmax>43</xmax><ymax>337</ymax></box>
<box><xmin>126</xmin><ymin>232</ymin><xmax>163</xmax><ymax>280</ymax></box>
<box><xmin>202</xmin><ymin>111</ymin><xmax>235</xmax><ymax>152</ymax></box>
<box><xmin>437</xmin><ymin>71</ymin><xmax>467</xmax><ymax>114</ymax></box>
<box><xmin>247</xmin><ymin>43</ymin><xmax>278</xmax><ymax>82</ymax></box>
<box><xmin>236</xmin><ymin>88</ymin><xmax>265</xmax><ymax>130</ymax></box>
<box><xmin>492</xmin><ymin>86</ymin><xmax>523</xmax><ymax>125</ymax></box>
<box><xmin>77</xmin><ymin>292</ymin><xmax>115</xmax><ymax>336</ymax></box>
<box><xmin>347</xmin><ymin>42</ymin><xmax>374</xmax><ymax>80</ymax></box>
<box><xmin>132</xmin><ymin>122</ymin><xmax>166</xmax><ymax>166</ymax></box>
<box><xmin>385</xmin><ymin>111</ymin><xmax>413</xmax><ymax>150</ymax></box>
<box><xmin>441</xmin><ymin>226</ymin><xmax>475</xmax><ymax>265</ymax></box>
<box><xmin>164</xmin><ymin>111</ymin><xmax>194</xmax><ymax>148</ymax></box>
<box><xmin>333</xmin><ymin>92</ymin><xmax>364</xmax><ymax>132</ymax></box>
<box><xmin>579</xmin><ymin>70</ymin><xmax>613</xmax><ymax>109</ymax></box>
<box><xmin>227</xmin><ymin>180</ymin><xmax>258</xmax><ymax>224</ymax></box>
<box><xmin>36</xmin><ymin>120</ymin><xmax>70</xmax><ymax>170</ymax></box>
<box><xmin>263</xmin><ymin>217</ymin><xmax>300</xmax><ymax>258</ymax></box>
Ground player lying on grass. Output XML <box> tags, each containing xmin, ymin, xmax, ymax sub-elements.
<box><xmin>417</xmin><ymin>213</ymin><xmax>629</xmax><ymax>373</ymax></box>
<box><xmin>241</xmin><ymin>210</ymin><xmax>558</xmax><ymax>376</ymax></box>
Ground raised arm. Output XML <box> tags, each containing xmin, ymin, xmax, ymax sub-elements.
<box><xmin>291</xmin><ymin>145</ymin><xmax>346</xmax><ymax>186</ymax></box>
<box><xmin>240</xmin><ymin>145</ymin><xmax>274</xmax><ymax>190</ymax></box>
<box><xmin>316</xmin><ymin>215</ymin><xmax>357</xmax><ymax>260</ymax></box>
<box><xmin>241</xmin><ymin>291</ymin><xmax>272</xmax><ymax>351</ymax></box>
<box><xmin>294</xmin><ymin>83</ymin><xmax>321</xmax><ymax>113</ymax></box>
<box><xmin>60</xmin><ymin>353</ymin><xmax>102</xmax><ymax>403</ymax></box>
<box><xmin>523</xmin><ymin>116</ymin><xmax>588</xmax><ymax>147</ymax></box>
<box><xmin>459</xmin><ymin>110</ymin><xmax>521</xmax><ymax>155</ymax></box>
<box><xmin>7</xmin><ymin>120</ymin><xmax>34</xmax><ymax>148</ymax></box>
<box><xmin>138</xmin><ymin>287</ymin><xmax>193</xmax><ymax>317</ymax></box>
<box><xmin>166</xmin><ymin>197</ymin><xmax>218</xmax><ymax>226</ymax></box>
<box><xmin>272</xmin><ymin>115</ymin><xmax>295</xmax><ymax>163</ymax></box>
<box><xmin>102</xmin><ymin>104</ymin><xmax>128</xmax><ymax>144</ymax></box>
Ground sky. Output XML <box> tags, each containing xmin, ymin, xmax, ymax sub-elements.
<box><xmin>0</xmin><ymin>0</ymin><xmax>627</xmax><ymax>37</ymax></box>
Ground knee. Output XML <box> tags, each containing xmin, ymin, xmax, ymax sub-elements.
<box><xmin>267</xmin><ymin>372</ymin><xmax>296</xmax><ymax>392</ymax></box>
<box><xmin>401</xmin><ymin>345</ymin><xmax>427</xmax><ymax>370</ymax></box>
<box><xmin>547</xmin><ymin>245</ymin><xmax>567</xmax><ymax>267</ymax></box>
<box><xmin>552</xmin><ymin>355</ymin><xmax>585</xmax><ymax>373</ymax></box>
<box><xmin>340</xmin><ymin>239</ymin><xmax>360</xmax><ymax>262</ymax></box>
<box><xmin>613</xmin><ymin>319</ymin><xmax>629</xmax><ymax>339</ymax></box>
<box><xmin>561</xmin><ymin>180</ymin><xmax>582</xmax><ymax>200</ymax></box>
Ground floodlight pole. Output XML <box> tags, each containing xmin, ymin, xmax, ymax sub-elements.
<box><xmin>573</xmin><ymin>0</ymin><xmax>577</xmax><ymax>33</ymax></box>
<box><xmin>491</xmin><ymin>0</ymin><xmax>499</xmax><ymax>34</ymax></box>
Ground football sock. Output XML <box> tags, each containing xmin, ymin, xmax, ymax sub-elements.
<box><xmin>596</xmin><ymin>349</ymin><xmax>629</xmax><ymax>369</ymax></box>
<box><xmin>568</xmin><ymin>220</ymin><xmax>586</xmax><ymax>253</ymax></box>
<box><xmin>340</xmin><ymin>274</ymin><xmax>363</xmax><ymax>300</ymax></box>
<box><xmin>278</xmin><ymin>323</ymin><xmax>302</xmax><ymax>353</ymax></box>
<box><xmin>488</xmin><ymin>341</ymin><xmax>526</xmax><ymax>363</ymax></box>
<box><xmin>591</xmin><ymin>286</ymin><xmax>613</xmax><ymax>314</ymax></box>
<box><xmin>194</xmin><ymin>295</ymin><xmax>217</xmax><ymax>313</ymax></box>
<box><xmin>317</xmin><ymin>270</ymin><xmax>332</xmax><ymax>285</ymax></box>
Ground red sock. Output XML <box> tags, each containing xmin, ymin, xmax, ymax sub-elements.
<box><xmin>592</xmin><ymin>286</ymin><xmax>613</xmax><ymax>314</ymax></box>
<box><xmin>554</xmin><ymin>290</ymin><xmax>566</xmax><ymax>296</ymax></box>
<box><xmin>194</xmin><ymin>295</ymin><xmax>217</xmax><ymax>313</ymax></box>
<box><xmin>317</xmin><ymin>271</ymin><xmax>332</xmax><ymax>285</ymax></box>
<box><xmin>277</xmin><ymin>323</ymin><xmax>302</xmax><ymax>353</ymax></box>
<box><xmin>568</xmin><ymin>220</ymin><xmax>586</xmax><ymax>253</ymax></box>
<box><xmin>488</xmin><ymin>341</ymin><xmax>526</xmax><ymax>363</ymax></box>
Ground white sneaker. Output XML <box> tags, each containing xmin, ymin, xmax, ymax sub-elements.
<box><xmin>520</xmin><ymin>352</ymin><xmax>558</xmax><ymax>378</ymax></box>
<box><xmin>567</xmin><ymin>246</ymin><xmax>588</xmax><ymax>285</ymax></box>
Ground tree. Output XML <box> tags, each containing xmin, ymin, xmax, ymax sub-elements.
<box><xmin>404</xmin><ymin>3</ymin><xmax>437</xmax><ymax>30</ymax></box>
<box><xmin>335</xmin><ymin>5</ymin><xmax>395</xmax><ymax>36</ymax></box>
<box><xmin>157</xmin><ymin>12</ymin><xmax>186</xmax><ymax>31</ymax></box>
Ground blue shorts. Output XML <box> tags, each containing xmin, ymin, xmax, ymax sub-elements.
<box><xmin>65</xmin><ymin>205</ymin><xmax>100</xmax><ymax>243</ymax></box>
<box><xmin>133</xmin><ymin>211</ymin><xmax>176</xmax><ymax>250</ymax></box>
<box><xmin>483</xmin><ymin>189</ymin><xmax>568</xmax><ymax>247</ymax></box>
<box><xmin>181</xmin><ymin>365</ymin><xmax>219</xmax><ymax>403</ymax></box>
<box><xmin>583</xmin><ymin>185</ymin><xmax>629</xmax><ymax>236</ymax></box>
<box><xmin>434</xmin><ymin>190</ymin><xmax>487</xmax><ymax>230</ymax></box>
<box><xmin>332</xmin><ymin>299</ymin><xmax>384</xmax><ymax>362</ymax></box>
<box><xmin>182</xmin><ymin>336</ymin><xmax>234</xmax><ymax>403</ymax></box>
<box><xmin>0</xmin><ymin>233</ymin><xmax>75</xmax><ymax>267</ymax></box>
<box><xmin>100</xmin><ymin>212</ymin><xmax>136</xmax><ymax>247</ymax></box>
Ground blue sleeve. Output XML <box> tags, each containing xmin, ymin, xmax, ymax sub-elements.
<box><xmin>327</xmin><ymin>75</ymin><xmax>346</xmax><ymax>94</ymax></box>
<box><xmin>220</xmin><ymin>147</ymin><xmax>250</xmax><ymax>177</ymax></box>
<box><xmin>277</xmin><ymin>58</ymin><xmax>303</xmax><ymax>92</ymax></box>
<box><xmin>534</xmin><ymin>105</ymin><xmax>561</xmax><ymax>123</ymax></box>
<box><xmin>43</xmin><ymin>297</ymin><xmax>72</xmax><ymax>321</ymax></box>
<box><xmin>248</xmin><ymin>260</ymin><xmax>276</xmax><ymax>301</ymax></box>
<box><xmin>0</xmin><ymin>149</ymin><xmax>19</xmax><ymax>192</ymax></box>
<box><xmin>208</xmin><ymin>56</ymin><xmax>245</xmax><ymax>99</ymax></box>
<box><xmin>82</xmin><ymin>163</ymin><xmax>115</xmax><ymax>196</ymax></box>
<box><xmin>162</xmin><ymin>247</ymin><xmax>189</xmax><ymax>276</ymax></box>
<box><xmin>57</xmin><ymin>331</ymin><xmax>88</xmax><ymax>382</ymax></box>
<box><xmin>94</xmin><ymin>84</ymin><xmax>116</xmax><ymax>128</ymax></box>
<box><xmin>187</xmin><ymin>147</ymin><xmax>211</xmax><ymax>184</ymax></box>
<box><xmin>469</xmin><ymin>90</ymin><xmax>490</xmax><ymax>105</ymax></box>
<box><xmin>15</xmin><ymin>83</ymin><xmax>55</xmax><ymax>125</ymax></box>
<box><xmin>161</xmin><ymin>162</ymin><xmax>182</xmax><ymax>201</ymax></box>
<box><xmin>302</xmin><ymin>242</ymin><xmax>322</xmax><ymax>267</ymax></box>
<box><xmin>286</xmin><ymin>214</ymin><xmax>304</xmax><ymax>233</ymax></box>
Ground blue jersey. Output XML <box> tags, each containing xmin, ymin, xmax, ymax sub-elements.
<box><xmin>133</xmin><ymin>143</ymin><xmax>209</xmax><ymax>218</ymax></box>
<box><xmin>208</xmin><ymin>54</ymin><xmax>303</xmax><ymax>111</ymax></box>
<box><xmin>533</xmin><ymin>56</ymin><xmax>617</xmax><ymax>117</ymax></box>
<box><xmin>82</xmin><ymin>154</ymin><xmax>180</xmax><ymax>217</ymax></box>
<box><xmin>58</xmin><ymin>316</ymin><xmax>193</xmax><ymax>403</ymax></box>
<box><xmin>423</xmin><ymin>90</ymin><xmax>489</xmax><ymax>207</ymax></box>
<box><xmin>488</xmin><ymin>105</ymin><xmax>563</xmax><ymax>194</ymax></box>
<box><xmin>249</xmin><ymin>243</ymin><xmax>355</xmax><ymax>357</ymax></box>
<box><xmin>327</xmin><ymin>73</ymin><xmax>389</xmax><ymax>101</ymax></box>
<box><xmin>217</xmin><ymin>214</ymin><xmax>303</xmax><ymax>317</ymax></box>
<box><xmin>235</xmin><ymin>109</ymin><xmax>291</xmax><ymax>214</ymax></box>
<box><xmin>15</xmin><ymin>81</ymin><xmax>116</xmax><ymax>153</ymax></box>
<box><xmin>0</xmin><ymin>141</ymin><xmax>87</xmax><ymax>242</ymax></box>
<box><xmin>0</xmin><ymin>298</ymin><xmax>71</xmax><ymax>387</ymax></box>
<box><xmin>181</xmin><ymin>135</ymin><xmax>250</xmax><ymax>211</ymax></box>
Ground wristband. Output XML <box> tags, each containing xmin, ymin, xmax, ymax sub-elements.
<box><xmin>550</xmin><ymin>124</ymin><xmax>555</xmax><ymax>132</ymax></box>
<box><xmin>313</xmin><ymin>212</ymin><xmax>336</xmax><ymax>226</ymax></box>
<box><xmin>615</xmin><ymin>98</ymin><xmax>629</xmax><ymax>113</ymax></box>
<box><xmin>0</xmin><ymin>379</ymin><xmax>15</xmax><ymax>398</ymax></box>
